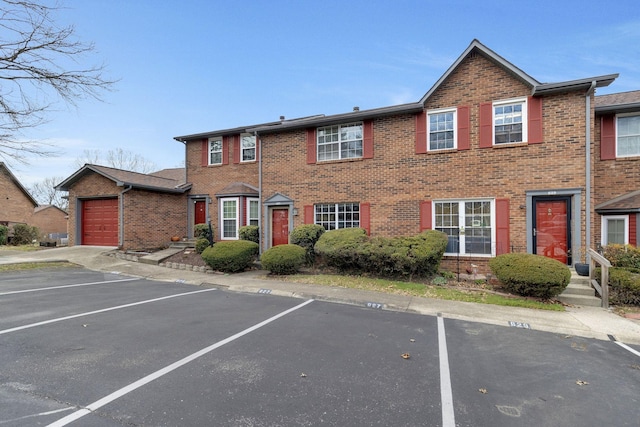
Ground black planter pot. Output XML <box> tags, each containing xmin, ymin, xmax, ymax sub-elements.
<box><xmin>575</xmin><ymin>263</ymin><xmax>589</xmax><ymax>276</ymax></box>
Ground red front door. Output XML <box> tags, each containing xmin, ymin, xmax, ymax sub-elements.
<box><xmin>272</xmin><ymin>209</ymin><xmax>289</xmax><ymax>246</ymax></box>
<box><xmin>534</xmin><ymin>198</ymin><xmax>570</xmax><ymax>264</ymax></box>
<box><xmin>194</xmin><ymin>200</ymin><xmax>206</xmax><ymax>226</ymax></box>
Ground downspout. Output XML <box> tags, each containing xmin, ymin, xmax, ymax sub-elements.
<box><xmin>119</xmin><ymin>185</ymin><xmax>133</xmax><ymax>248</ymax></box>
<box><xmin>585</xmin><ymin>80</ymin><xmax>596</xmax><ymax>264</ymax></box>
<box><xmin>256</xmin><ymin>131</ymin><xmax>264</xmax><ymax>255</ymax></box>
<box><xmin>177</xmin><ymin>138</ymin><xmax>190</xmax><ymax>237</ymax></box>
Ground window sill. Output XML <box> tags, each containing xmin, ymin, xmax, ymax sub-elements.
<box><xmin>443</xmin><ymin>253</ymin><xmax>493</xmax><ymax>258</ymax></box>
<box><xmin>315</xmin><ymin>157</ymin><xmax>364</xmax><ymax>165</ymax></box>
<box><xmin>492</xmin><ymin>142</ymin><xmax>528</xmax><ymax>148</ymax></box>
<box><xmin>426</xmin><ymin>148</ymin><xmax>457</xmax><ymax>154</ymax></box>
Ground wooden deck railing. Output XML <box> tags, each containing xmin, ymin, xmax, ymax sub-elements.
<box><xmin>588</xmin><ymin>248</ymin><xmax>612</xmax><ymax>309</ymax></box>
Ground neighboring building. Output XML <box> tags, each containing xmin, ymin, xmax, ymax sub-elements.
<box><xmin>56</xmin><ymin>164</ymin><xmax>191</xmax><ymax>249</ymax></box>
<box><xmin>32</xmin><ymin>205</ymin><xmax>68</xmax><ymax>243</ymax></box>
<box><xmin>593</xmin><ymin>90</ymin><xmax>640</xmax><ymax>248</ymax></box>
<box><xmin>174</xmin><ymin>39</ymin><xmax>625</xmax><ymax>273</ymax></box>
<box><xmin>0</xmin><ymin>162</ymin><xmax>38</xmax><ymax>233</ymax></box>
<box><xmin>0</xmin><ymin>162</ymin><xmax>67</xmax><ymax>244</ymax></box>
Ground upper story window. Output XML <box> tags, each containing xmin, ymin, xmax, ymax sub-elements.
<box><xmin>317</xmin><ymin>122</ymin><xmax>363</xmax><ymax>161</ymax></box>
<box><xmin>208</xmin><ymin>137</ymin><xmax>223</xmax><ymax>165</ymax></box>
<box><xmin>428</xmin><ymin>108</ymin><xmax>456</xmax><ymax>151</ymax></box>
<box><xmin>494</xmin><ymin>98</ymin><xmax>527</xmax><ymax>144</ymax></box>
<box><xmin>315</xmin><ymin>203</ymin><xmax>360</xmax><ymax>230</ymax></box>
<box><xmin>617</xmin><ymin>114</ymin><xmax>640</xmax><ymax>157</ymax></box>
<box><xmin>241</xmin><ymin>134</ymin><xmax>256</xmax><ymax>162</ymax></box>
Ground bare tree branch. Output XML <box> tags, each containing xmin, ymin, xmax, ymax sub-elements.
<box><xmin>0</xmin><ymin>0</ymin><xmax>116</xmax><ymax>163</ymax></box>
<box><xmin>75</xmin><ymin>147</ymin><xmax>157</xmax><ymax>173</ymax></box>
<box><xmin>28</xmin><ymin>175</ymin><xmax>68</xmax><ymax>210</ymax></box>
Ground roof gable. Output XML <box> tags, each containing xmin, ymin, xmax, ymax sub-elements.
<box><xmin>420</xmin><ymin>39</ymin><xmax>540</xmax><ymax>104</ymax></box>
<box><xmin>0</xmin><ymin>162</ymin><xmax>38</xmax><ymax>207</ymax></box>
<box><xmin>56</xmin><ymin>164</ymin><xmax>191</xmax><ymax>194</ymax></box>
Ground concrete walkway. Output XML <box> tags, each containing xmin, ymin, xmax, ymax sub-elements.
<box><xmin>1</xmin><ymin>246</ymin><xmax>639</xmax><ymax>346</ymax></box>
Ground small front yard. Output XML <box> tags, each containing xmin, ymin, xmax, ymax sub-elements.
<box><xmin>164</xmin><ymin>249</ymin><xmax>564</xmax><ymax>311</ymax></box>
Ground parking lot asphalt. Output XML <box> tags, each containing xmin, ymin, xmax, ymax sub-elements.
<box><xmin>1</xmin><ymin>246</ymin><xmax>640</xmax><ymax>346</ymax></box>
<box><xmin>1</xmin><ymin>267</ymin><xmax>639</xmax><ymax>426</ymax></box>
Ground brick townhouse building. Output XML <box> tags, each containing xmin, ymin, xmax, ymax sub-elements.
<box><xmin>173</xmin><ymin>39</ymin><xmax>639</xmax><ymax>273</ymax></box>
<box><xmin>59</xmin><ymin>39</ymin><xmax>639</xmax><ymax>274</ymax></box>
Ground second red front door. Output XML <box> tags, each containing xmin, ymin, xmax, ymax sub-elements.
<box><xmin>272</xmin><ymin>209</ymin><xmax>289</xmax><ymax>246</ymax></box>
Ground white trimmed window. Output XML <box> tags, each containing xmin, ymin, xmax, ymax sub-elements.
<box><xmin>494</xmin><ymin>98</ymin><xmax>527</xmax><ymax>144</ymax></box>
<box><xmin>617</xmin><ymin>114</ymin><xmax>640</xmax><ymax>157</ymax></box>
<box><xmin>315</xmin><ymin>203</ymin><xmax>360</xmax><ymax>230</ymax></box>
<box><xmin>241</xmin><ymin>134</ymin><xmax>256</xmax><ymax>162</ymax></box>
<box><xmin>601</xmin><ymin>215</ymin><xmax>628</xmax><ymax>245</ymax></box>
<box><xmin>428</xmin><ymin>108</ymin><xmax>456</xmax><ymax>151</ymax></box>
<box><xmin>220</xmin><ymin>198</ymin><xmax>239</xmax><ymax>240</ymax></box>
<box><xmin>317</xmin><ymin>122</ymin><xmax>363</xmax><ymax>161</ymax></box>
<box><xmin>434</xmin><ymin>200</ymin><xmax>494</xmax><ymax>256</ymax></box>
<box><xmin>209</xmin><ymin>137</ymin><xmax>222</xmax><ymax>165</ymax></box>
<box><xmin>247</xmin><ymin>198</ymin><xmax>259</xmax><ymax>226</ymax></box>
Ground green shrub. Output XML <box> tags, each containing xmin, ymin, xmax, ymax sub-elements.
<box><xmin>314</xmin><ymin>228</ymin><xmax>369</xmax><ymax>272</ymax></box>
<box><xmin>603</xmin><ymin>244</ymin><xmax>640</xmax><ymax>269</ymax></box>
<box><xmin>360</xmin><ymin>231</ymin><xmax>448</xmax><ymax>278</ymax></box>
<box><xmin>239</xmin><ymin>225</ymin><xmax>260</xmax><ymax>243</ymax></box>
<box><xmin>607</xmin><ymin>267</ymin><xmax>640</xmax><ymax>305</ymax></box>
<box><xmin>0</xmin><ymin>225</ymin><xmax>7</xmax><ymax>245</ymax></box>
<box><xmin>11</xmin><ymin>224</ymin><xmax>39</xmax><ymax>245</ymax></box>
<box><xmin>194</xmin><ymin>223</ymin><xmax>212</xmax><ymax>242</ymax></box>
<box><xmin>195</xmin><ymin>237</ymin><xmax>211</xmax><ymax>254</ymax></box>
<box><xmin>261</xmin><ymin>244</ymin><xmax>306</xmax><ymax>275</ymax></box>
<box><xmin>489</xmin><ymin>253</ymin><xmax>571</xmax><ymax>299</ymax></box>
<box><xmin>201</xmin><ymin>240</ymin><xmax>259</xmax><ymax>273</ymax></box>
<box><xmin>290</xmin><ymin>224</ymin><xmax>325</xmax><ymax>264</ymax></box>
<box><xmin>314</xmin><ymin>228</ymin><xmax>448</xmax><ymax>278</ymax></box>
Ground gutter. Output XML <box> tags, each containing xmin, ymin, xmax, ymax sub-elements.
<box><xmin>119</xmin><ymin>185</ymin><xmax>133</xmax><ymax>248</ymax></box>
<box><xmin>585</xmin><ymin>80</ymin><xmax>597</xmax><ymax>264</ymax></box>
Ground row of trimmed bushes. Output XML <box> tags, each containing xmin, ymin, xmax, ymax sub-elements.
<box><xmin>198</xmin><ymin>224</ymin><xmax>447</xmax><ymax>278</ymax></box>
<box><xmin>314</xmin><ymin>228</ymin><xmax>448</xmax><ymax>278</ymax></box>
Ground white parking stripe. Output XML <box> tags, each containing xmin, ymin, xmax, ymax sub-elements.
<box><xmin>615</xmin><ymin>341</ymin><xmax>640</xmax><ymax>358</ymax></box>
<box><xmin>47</xmin><ymin>299</ymin><xmax>315</xmax><ymax>427</ymax></box>
<box><xmin>0</xmin><ymin>278</ymin><xmax>138</xmax><ymax>296</ymax></box>
<box><xmin>0</xmin><ymin>407</ymin><xmax>75</xmax><ymax>425</ymax></box>
<box><xmin>438</xmin><ymin>315</ymin><xmax>456</xmax><ymax>427</ymax></box>
<box><xmin>0</xmin><ymin>289</ymin><xmax>216</xmax><ymax>335</ymax></box>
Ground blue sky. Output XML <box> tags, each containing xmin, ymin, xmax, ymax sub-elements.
<box><xmin>10</xmin><ymin>0</ymin><xmax>640</xmax><ymax>188</ymax></box>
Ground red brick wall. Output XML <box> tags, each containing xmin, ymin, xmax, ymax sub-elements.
<box><xmin>0</xmin><ymin>167</ymin><xmax>36</xmax><ymax>225</ymax></box>
<box><xmin>122</xmin><ymin>190</ymin><xmax>187</xmax><ymax>250</ymax></box>
<box><xmin>31</xmin><ymin>207</ymin><xmax>68</xmax><ymax>239</ymax></box>
<box><xmin>186</xmin><ymin>137</ymin><xmax>259</xmax><ymax>240</ymax></box>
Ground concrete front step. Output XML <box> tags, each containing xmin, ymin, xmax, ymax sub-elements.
<box><xmin>557</xmin><ymin>270</ymin><xmax>602</xmax><ymax>307</ymax></box>
<box><xmin>556</xmin><ymin>293</ymin><xmax>602</xmax><ymax>307</ymax></box>
<box><xmin>139</xmin><ymin>247</ymin><xmax>185</xmax><ymax>265</ymax></box>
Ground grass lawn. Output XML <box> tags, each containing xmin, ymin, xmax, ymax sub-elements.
<box><xmin>272</xmin><ymin>273</ymin><xmax>565</xmax><ymax>311</ymax></box>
